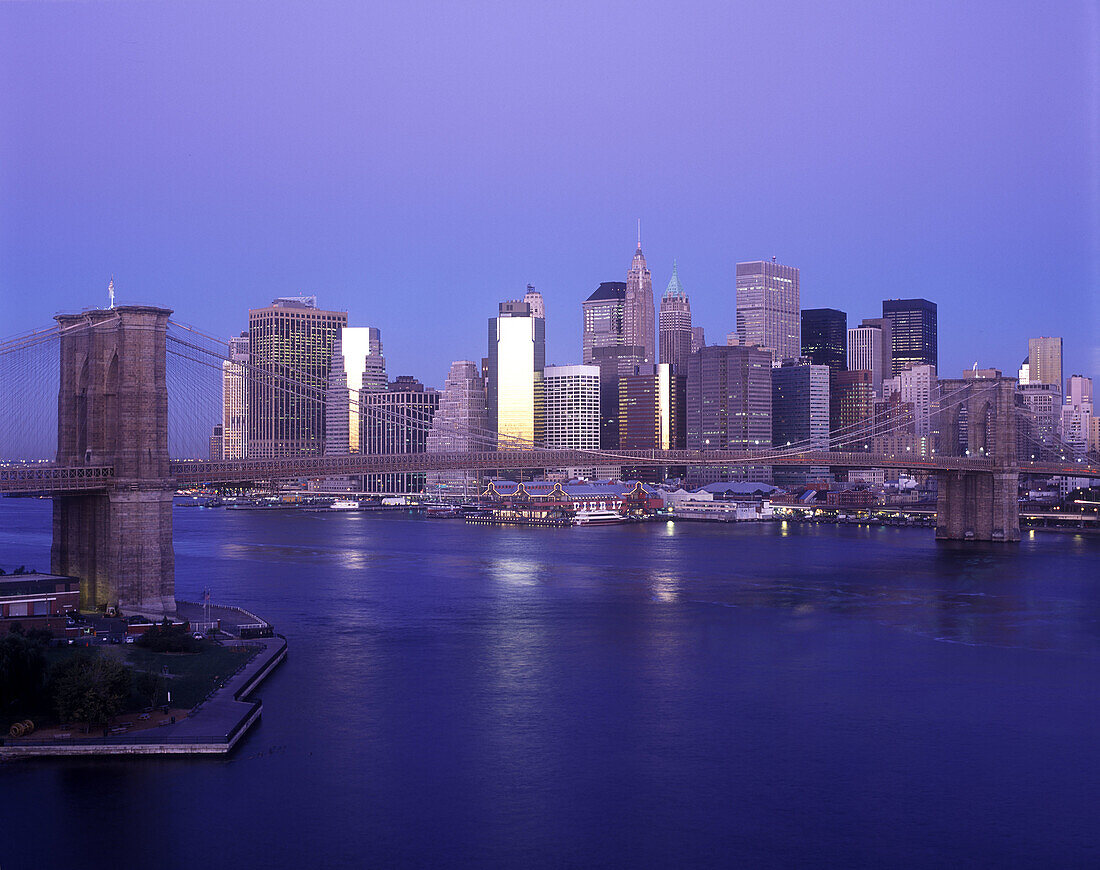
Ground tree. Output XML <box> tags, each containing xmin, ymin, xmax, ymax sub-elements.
<box><xmin>136</xmin><ymin>618</ymin><xmax>201</xmax><ymax>653</ymax></box>
<box><xmin>0</xmin><ymin>632</ymin><xmax>48</xmax><ymax>715</ymax></box>
<box><xmin>50</xmin><ymin>654</ymin><xmax>131</xmax><ymax>728</ymax></box>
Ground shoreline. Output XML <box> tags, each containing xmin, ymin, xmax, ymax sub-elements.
<box><xmin>0</xmin><ymin>631</ymin><xmax>287</xmax><ymax>759</ymax></box>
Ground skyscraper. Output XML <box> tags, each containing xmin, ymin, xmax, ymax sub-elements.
<box><xmin>523</xmin><ymin>284</ymin><xmax>546</xmax><ymax>319</ymax></box>
<box><xmin>847</xmin><ymin>324</ymin><xmax>885</xmax><ymax>396</ymax></box>
<box><xmin>363</xmin><ymin>376</ymin><xmax>440</xmax><ymax>492</ymax></box>
<box><xmin>882</xmin><ymin>298</ymin><xmax>937</xmax><ymax>375</ymax></box>
<box><xmin>583</xmin><ymin>280</ymin><xmax>639</xmax><ymax>450</ymax></box>
<box><xmin>543</xmin><ymin>365</ymin><xmax>601</xmax><ymax>479</ymax></box>
<box><xmin>221</xmin><ymin>332</ymin><xmax>249</xmax><ymax>460</ymax></box>
<box><xmin>619</xmin><ymin>363</ymin><xmax>686</xmax><ymax>482</ymax></box>
<box><xmin>690</xmin><ymin>326</ymin><xmax>706</xmax><ymax>354</ymax></box>
<box><xmin>1016</xmin><ymin>382</ymin><xmax>1061</xmax><ymax>456</ymax></box>
<box><xmin>772</xmin><ymin>360</ymin><xmax>830</xmax><ymax>449</ymax></box>
<box><xmin>860</xmin><ymin>317</ymin><xmax>893</xmax><ymax>383</ymax></box>
<box><xmin>659</xmin><ymin>262</ymin><xmax>693</xmax><ymax>371</ymax></box>
<box><xmin>1027</xmin><ymin>337</ymin><xmax>1063</xmax><ymax>395</ymax></box>
<box><xmin>800</xmin><ymin>308</ymin><xmax>847</xmax><ymax>373</ymax></box>
<box><xmin>487</xmin><ymin>297</ymin><xmax>545</xmax><ymax>448</ymax></box>
<box><xmin>425</xmin><ymin>360</ymin><xmax>490</xmax><ymax>494</ymax></box>
<box><xmin>685</xmin><ymin>344</ymin><xmax>773</xmax><ymax>485</ymax></box>
<box><xmin>883</xmin><ymin>364</ymin><xmax>937</xmax><ymax>439</ymax></box>
<box><xmin>735</xmin><ymin>259</ymin><xmax>800</xmax><ymax>362</ymax></box>
<box><xmin>248</xmin><ymin>296</ymin><xmax>346</xmax><ymax>458</ymax></box>
<box><xmin>325</xmin><ymin>326</ymin><xmax>385</xmax><ymax>455</ymax></box>
<box><xmin>771</xmin><ymin>358</ymin><xmax>830</xmax><ymax>485</ymax></box>
<box><xmin>833</xmin><ymin>370</ymin><xmax>875</xmax><ymax>450</ymax></box>
<box><xmin>619</xmin><ymin>364</ymin><xmax>686</xmax><ymax>451</ymax></box>
<box><xmin>582</xmin><ymin>282</ymin><xmax>626</xmax><ymax>364</ymax></box>
<box><xmin>624</xmin><ymin>238</ymin><xmax>656</xmax><ymax>366</ymax></box>
<box><xmin>1061</xmin><ymin>375</ymin><xmax>1093</xmax><ymax>453</ymax></box>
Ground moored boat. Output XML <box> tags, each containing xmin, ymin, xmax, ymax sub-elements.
<box><xmin>573</xmin><ymin>509</ymin><xmax>625</xmax><ymax>526</ymax></box>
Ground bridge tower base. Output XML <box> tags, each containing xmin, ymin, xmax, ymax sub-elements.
<box><xmin>50</xmin><ymin>306</ymin><xmax>176</xmax><ymax>616</ymax></box>
<box><xmin>935</xmin><ymin>471</ymin><xmax>1020</xmax><ymax>542</ymax></box>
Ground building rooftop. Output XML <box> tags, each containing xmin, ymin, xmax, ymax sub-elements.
<box><xmin>585</xmin><ymin>282</ymin><xmax>627</xmax><ymax>302</ymax></box>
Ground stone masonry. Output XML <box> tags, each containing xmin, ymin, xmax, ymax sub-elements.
<box><xmin>51</xmin><ymin>306</ymin><xmax>176</xmax><ymax>614</ymax></box>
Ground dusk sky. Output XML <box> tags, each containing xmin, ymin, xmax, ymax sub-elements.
<box><xmin>2</xmin><ymin>1</ymin><xmax>1097</xmax><ymax>386</ymax></box>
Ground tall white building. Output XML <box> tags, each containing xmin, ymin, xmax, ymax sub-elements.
<box><xmin>543</xmin><ymin>365</ymin><xmax>601</xmax><ymax>479</ymax></box>
<box><xmin>883</xmin><ymin>364</ymin><xmax>936</xmax><ymax>438</ymax></box>
<box><xmin>735</xmin><ymin>259</ymin><xmax>800</xmax><ymax>363</ymax></box>
<box><xmin>221</xmin><ymin>332</ymin><xmax>250</xmax><ymax>460</ymax></box>
<box><xmin>847</xmin><ymin>325</ymin><xmax>885</xmax><ymax>396</ymax></box>
<box><xmin>543</xmin><ymin>365</ymin><xmax>600</xmax><ymax>450</ymax></box>
<box><xmin>1061</xmin><ymin>375</ymin><xmax>1093</xmax><ymax>453</ymax></box>
<box><xmin>487</xmin><ymin>298</ymin><xmax>545</xmax><ymax>448</ymax></box>
<box><xmin>325</xmin><ymin>326</ymin><xmax>385</xmax><ymax>454</ymax></box>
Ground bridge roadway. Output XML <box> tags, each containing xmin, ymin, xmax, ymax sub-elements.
<box><xmin>2</xmin><ymin>450</ymin><xmax>1099</xmax><ymax>494</ymax></box>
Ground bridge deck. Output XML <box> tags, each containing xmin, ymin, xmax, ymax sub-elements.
<box><xmin>3</xmin><ymin>453</ymin><xmax>1098</xmax><ymax>494</ymax></box>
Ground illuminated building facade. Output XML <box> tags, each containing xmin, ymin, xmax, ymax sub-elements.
<box><xmin>325</xmin><ymin>326</ymin><xmax>385</xmax><ymax>455</ymax></box>
<box><xmin>248</xmin><ymin>297</ymin><xmax>346</xmax><ymax>458</ymax></box>
<box><xmin>221</xmin><ymin>332</ymin><xmax>250</xmax><ymax>460</ymax></box>
<box><xmin>487</xmin><ymin>298</ymin><xmax>545</xmax><ymax>448</ymax></box>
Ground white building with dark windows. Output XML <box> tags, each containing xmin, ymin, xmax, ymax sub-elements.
<box><xmin>847</xmin><ymin>324</ymin><xmax>884</xmax><ymax>396</ymax></box>
<box><xmin>543</xmin><ymin>364</ymin><xmax>601</xmax><ymax>479</ymax></box>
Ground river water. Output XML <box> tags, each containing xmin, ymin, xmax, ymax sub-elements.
<box><xmin>2</xmin><ymin>499</ymin><xmax>1099</xmax><ymax>868</ymax></box>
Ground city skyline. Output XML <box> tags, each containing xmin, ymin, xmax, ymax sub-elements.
<box><xmin>2</xmin><ymin>2</ymin><xmax>1097</xmax><ymax>387</ymax></box>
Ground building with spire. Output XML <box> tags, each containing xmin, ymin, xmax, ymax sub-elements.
<box><xmin>659</xmin><ymin>261</ymin><xmax>693</xmax><ymax>371</ymax></box>
<box><xmin>624</xmin><ymin>232</ymin><xmax>656</xmax><ymax>366</ymax></box>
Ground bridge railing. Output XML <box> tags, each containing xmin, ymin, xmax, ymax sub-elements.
<box><xmin>0</xmin><ymin>464</ymin><xmax>115</xmax><ymax>493</ymax></box>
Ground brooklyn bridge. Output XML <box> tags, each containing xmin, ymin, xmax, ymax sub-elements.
<box><xmin>2</xmin><ymin>305</ymin><xmax>1098</xmax><ymax>616</ymax></box>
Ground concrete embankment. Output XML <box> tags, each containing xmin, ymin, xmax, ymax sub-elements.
<box><xmin>0</xmin><ymin>635</ymin><xmax>287</xmax><ymax>759</ymax></box>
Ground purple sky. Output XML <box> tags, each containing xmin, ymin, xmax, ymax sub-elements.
<box><xmin>2</xmin><ymin>1</ymin><xmax>1097</xmax><ymax>387</ymax></box>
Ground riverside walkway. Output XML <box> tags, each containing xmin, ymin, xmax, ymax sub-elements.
<box><xmin>0</xmin><ymin>633</ymin><xmax>287</xmax><ymax>759</ymax></box>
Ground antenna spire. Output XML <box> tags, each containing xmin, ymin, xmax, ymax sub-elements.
<box><xmin>637</xmin><ymin>219</ymin><xmax>641</xmax><ymax>250</ymax></box>
<box><xmin>108</xmin><ymin>276</ymin><xmax>115</xmax><ymax>309</ymax></box>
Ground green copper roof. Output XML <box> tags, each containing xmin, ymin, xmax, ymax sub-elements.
<box><xmin>663</xmin><ymin>260</ymin><xmax>686</xmax><ymax>300</ymax></box>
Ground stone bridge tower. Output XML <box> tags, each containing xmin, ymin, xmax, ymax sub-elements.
<box><xmin>51</xmin><ymin>306</ymin><xmax>176</xmax><ymax>614</ymax></box>
<box><xmin>933</xmin><ymin>374</ymin><xmax>1019</xmax><ymax>542</ymax></box>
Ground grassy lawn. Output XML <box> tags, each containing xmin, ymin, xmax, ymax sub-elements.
<box><xmin>125</xmin><ymin>643</ymin><xmax>258</xmax><ymax>709</ymax></box>
<box><xmin>40</xmin><ymin>640</ymin><xmax>259</xmax><ymax>713</ymax></box>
